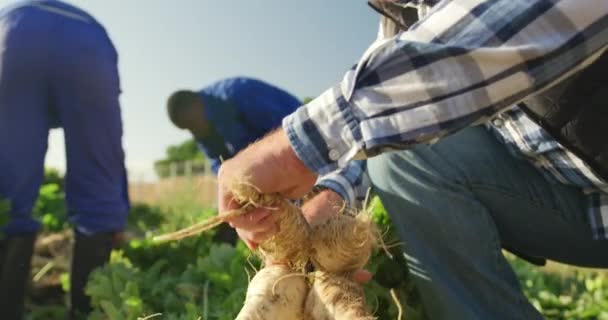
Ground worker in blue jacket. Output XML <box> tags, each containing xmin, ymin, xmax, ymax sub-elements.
<box><xmin>167</xmin><ymin>77</ymin><xmax>302</xmax><ymax>175</ymax></box>
<box><xmin>0</xmin><ymin>1</ymin><xmax>129</xmax><ymax>319</ymax></box>
<box><xmin>166</xmin><ymin>77</ymin><xmax>301</xmax><ymax>243</ymax></box>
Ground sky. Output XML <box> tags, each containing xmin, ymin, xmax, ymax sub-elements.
<box><xmin>3</xmin><ymin>0</ymin><xmax>380</xmax><ymax>181</ymax></box>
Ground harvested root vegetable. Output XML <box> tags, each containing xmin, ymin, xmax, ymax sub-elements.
<box><xmin>153</xmin><ymin>181</ymin><xmax>310</xmax><ymax>270</ymax></box>
<box><xmin>153</xmin><ymin>180</ymin><xmax>312</xmax><ymax>318</ymax></box>
<box><xmin>154</xmin><ymin>180</ymin><xmax>382</xmax><ymax>320</ymax></box>
<box><xmin>310</xmin><ymin>213</ymin><xmax>378</xmax><ymax>274</ymax></box>
<box><xmin>236</xmin><ymin>264</ymin><xmax>309</xmax><ymax>320</ymax></box>
<box><xmin>232</xmin><ymin>184</ymin><xmax>311</xmax><ymax>271</ymax></box>
<box><xmin>152</xmin><ymin>181</ymin><xmax>282</xmax><ymax>243</ymax></box>
<box><xmin>306</xmin><ymin>212</ymin><xmax>379</xmax><ymax>320</ymax></box>
<box><xmin>305</xmin><ymin>271</ymin><xmax>375</xmax><ymax>320</ymax></box>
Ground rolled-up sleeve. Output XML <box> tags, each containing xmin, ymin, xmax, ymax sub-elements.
<box><xmin>283</xmin><ymin>0</ymin><xmax>608</xmax><ymax>175</ymax></box>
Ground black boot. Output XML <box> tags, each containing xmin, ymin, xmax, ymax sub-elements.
<box><xmin>69</xmin><ymin>231</ymin><xmax>114</xmax><ymax>320</ymax></box>
<box><xmin>0</xmin><ymin>234</ymin><xmax>37</xmax><ymax>320</ymax></box>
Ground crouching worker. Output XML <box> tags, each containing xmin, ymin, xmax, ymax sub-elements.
<box><xmin>0</xmin><ymin>1</ymin><xmax>129</xmax><ymax>319</ymax></box>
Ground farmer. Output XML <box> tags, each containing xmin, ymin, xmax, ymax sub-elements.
<box><xmin>217</xmin><ymin>1</ymin><xmax>608</xmax><ymax>319</ymax></box>
<box><xmin>0</xmin><ymin>1</ymin><xmax>129</xmax><ymax>319</ymax></box>
<box><xmin>166</xmin><ymin>77</ymin><xmax>302</xmax><ymax>175</ymax></box>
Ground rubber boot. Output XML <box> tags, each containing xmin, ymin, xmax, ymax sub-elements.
<box><xmin>0</xmin><ymin>234</ymin><xmax>37</xmax><ymax>320</ymax></box>
<box><xmin>69</xmin><ymin>231</ymin><xmax>114</xmax><ymax>320</ymax></box>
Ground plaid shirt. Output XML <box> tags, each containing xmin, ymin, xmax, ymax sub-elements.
<box><xmin>287</xmin><ymin>0</ymin><xmax>608</xmax><ymax>239</ymax></box>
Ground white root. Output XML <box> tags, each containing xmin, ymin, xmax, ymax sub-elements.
<box><xmin>305</xmin><ymin>211</ymin><xmax>380</xmax><ymax>319</ymax></box>
<box><xmin>310</xmin><ymin>213</ymin><xmax>378</xmax><ymax>273</ymax></box>
<box><xmin>236</xmin><ymin>265</ymin><xmax>309</xmax><ymax>320</ymax></box>
<box><xmin>304</xmin><ymin>271</ymin><xmax>376</xmax><ymax>320</ymax></box>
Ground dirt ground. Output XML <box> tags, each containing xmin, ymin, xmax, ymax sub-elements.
<box><xmin>28</xmin><ymin>230</ymin><xmax>73</xmax><ymax>309</ymax></box>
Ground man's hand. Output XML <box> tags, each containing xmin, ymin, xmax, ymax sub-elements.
<box><xmin>227</xmin><ymin>189</ymin><xmax>345</xmax><ymax>248</ymax></box>
<box><xmin>302</xmin><ymin>189</ymin><xmax>345</xmax><ymax>226</ymax></box>
<box><xmin>302</xmin><ymin>191</ymin><xmax>373</xmax><ymax>284</ymax></box>
<box><xmin>353</xmin><ymin>270</ymin><xmax>373</xmax><ymax>283</ymax></box>
<box><xmin>218</xmin><ymin>129</ymin><xmax>318</xmax><ymax>249</ymax></box>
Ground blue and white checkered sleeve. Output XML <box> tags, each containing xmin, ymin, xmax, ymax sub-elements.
<box><xmin>283</xmin><ymin>0</ymin><xmax>608</xmax><ymax>176</ymax></box>
<box><xmin>314</xmin><ymin>160</ymin><xmax>370</xmax><ymax>207</ymax></box>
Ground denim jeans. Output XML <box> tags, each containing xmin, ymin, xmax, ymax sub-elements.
<box><xmin>367</xmin><ymin>126</ymin><xmax>608</xmax><ymax>320</ymax></box>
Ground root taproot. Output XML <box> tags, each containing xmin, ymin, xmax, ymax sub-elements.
<box><xmin>304</xmin><ymin>271</ymin><xmax>375</xmax><ymax>320</ymax></box>
<box><xmin>236</xmin><ymin>265</ymin><xmax>309</xmax><ymax>320</ymax></box>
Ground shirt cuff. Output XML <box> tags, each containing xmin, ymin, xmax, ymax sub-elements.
<box><xmin>315</xmin><ymin>175</ymin><xmax>356</xmax><ymax>206</ymax></box>
<box><xmin>282</xmin><ymin>84</ymin><xmax>363</xmax><ymax>176</ymax></box>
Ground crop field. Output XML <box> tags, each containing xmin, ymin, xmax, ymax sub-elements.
<box><xmin>12</xmin><ymin>171</ymin><xmax>608</xmax><ymax>320</ymax></box>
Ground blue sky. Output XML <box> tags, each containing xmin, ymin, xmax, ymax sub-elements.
<box><xmin>4</xmin><ymin>0</ymin><xmax>379</xmax><ymax>180</ymax></box>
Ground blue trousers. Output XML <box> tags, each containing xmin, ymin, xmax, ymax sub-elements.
<box><xmin>0</xmin><ymin>1</ymin><xmax>129</xmax><ymax>235</ymax></box>
<box><xmin>368</xmin><ymin>126</ymin><xmax>608</xmax><ymax>319</ymax></box>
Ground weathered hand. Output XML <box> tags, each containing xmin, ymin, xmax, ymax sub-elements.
<box><xmin>301</xmin><ymin>189</ymin><xmax>345</xmax><ymax>226</ymax></box>
<box><xmin>302</xmin><ymin>190</ymin><xmax>372</xmax><ymax>283</ymax></box>
<box><xmin>218</xmin><ymin>129</ymin><xmax>318</xmax><ymax>249</ymax></box>
<box><xmin>352</xmin><ymin>269</ymin><xmax>373</xmax><ymax>283</ymax></box>
<box><xmin>227</xmin><ymin>208</ymin><xmax>279</xmax><ymax>249</ymax></box>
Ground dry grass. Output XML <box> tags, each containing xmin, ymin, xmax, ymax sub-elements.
<box><xmin>128</xmin><ymin>176</ymin><xmax>217</xmax><ymax>208</ymax></box>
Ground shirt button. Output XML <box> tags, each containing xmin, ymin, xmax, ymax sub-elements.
<box><xmin>328</xmin><ymin>149</ymin><xmax>340</xmax><ymax>161</ymax></box>
<box><xmin>492</xmin><ymin>118</ymin><xmax>504</xmax><ymax>127</ymax></box>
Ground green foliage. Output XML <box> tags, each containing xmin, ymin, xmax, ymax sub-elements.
<box><xmin>301</xmin><ymin>97</ymin><xmax>314</xmax><ymax>104</ymax></box>
<box><xmin>43</xmin><ymin>168</ymin><xmax>64</xmax><ymax>190</ymax></box>
<box><xmin>87</xmin><ymin>195</ymin><xmax>256</xmax><ymax>320</ymax></box>
<box><xmin>367</xmin><ymin>196</ymin><xmax>428</xmax><ymax>320</ymax></box>
<box><xmin>33</xmin><ymin>183</ymin><xmax>68</xmax><ymax>232</ymax></box>
<box><xmin>509</xmin><ymin>257</ymin><xmax>608</xmax><ymax>319</ymax></box>
<box><xmin>127</xmin><ymin>204</ymin><xmax>166</xmax><ymax>233</ymax></box>
<box><xmin>25</xmin><ymin>179</ymin><xmax>607</xmax><ymax>320</ymax></box>
<box><xmin>1</xmin><ymin>167</ymin><xmax>65</xmax><ymax>233</ymax></box>
<box><xmin>165</xmin><ymin>139</ymin><xmax>205</xmax><ymax>162</ymax></box>
<box><xmin>87</xmin><ymin>240</ymin><xmax>255</xmax><ymax>320</ymax></box>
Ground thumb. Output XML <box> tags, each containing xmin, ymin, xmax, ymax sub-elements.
<box><xmin>352</xmin><ymin>270</ymin><xmax>373</xmax><ymax>283</ymax></box>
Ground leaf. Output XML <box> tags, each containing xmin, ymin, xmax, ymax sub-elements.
<box><xmin>99</xmin><ymin>300</ymin><xmax>124</xmax><ymax>320</ymax></box>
